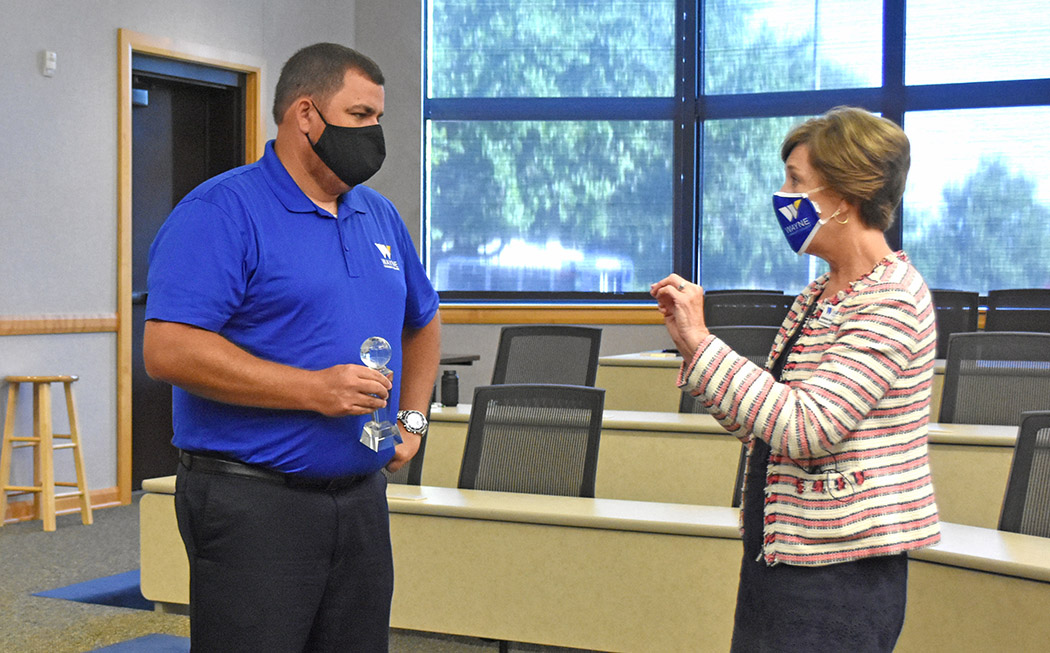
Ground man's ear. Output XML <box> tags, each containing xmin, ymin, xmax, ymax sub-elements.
<box><xmin>287</xmin><ymin>97</ymin><xmax>315</xmax><ymax>135</ymax></box>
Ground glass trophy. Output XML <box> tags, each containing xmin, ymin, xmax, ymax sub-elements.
<box><xmin>359</xmin><ymin>336</ymin><xmax>401</xmax><ymax>452</ymax></box>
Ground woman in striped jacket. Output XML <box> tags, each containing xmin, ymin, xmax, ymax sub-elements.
<box><xmin>651</xmin><ymin>107</ymin><xmax>939</xmax><ymax>652</ymax></box>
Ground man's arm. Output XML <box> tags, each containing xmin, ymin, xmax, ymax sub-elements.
<box><xmin>387</xmin><ymin>313</ymin><xmax>442</xmax><ymax>471</ymax></box>
<box><xmin>143</xmin><ymin>319</ymin><xmax>391</xmax><ymax>417</ymax></box>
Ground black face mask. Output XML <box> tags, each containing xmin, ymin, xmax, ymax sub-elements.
<box><xmin>308</xmin><ymin>101</ymin><xmax>385</xmax><ymax>188</ymax></box>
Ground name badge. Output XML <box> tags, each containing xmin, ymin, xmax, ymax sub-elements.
<box><xmin>817</xmin><ymin>305</ymin><xmax>837</xmax><ymax>326</ymax></box>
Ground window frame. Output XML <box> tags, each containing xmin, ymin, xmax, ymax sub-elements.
<box><xmin>423</xmin><ymin>0</ymin><xmax>1050</xmax><ymax>310</ymax></box>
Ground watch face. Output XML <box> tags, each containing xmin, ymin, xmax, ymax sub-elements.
<box><xmin>403</xmin><ymin>411</ymin><xmax>426</xmax><ymax>431</ymax></box>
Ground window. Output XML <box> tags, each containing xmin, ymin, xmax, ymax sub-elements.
<box><xmin>424</xmin><ymin>0</ymin><xmax>1050</xmax><ymax>299</ymax></box>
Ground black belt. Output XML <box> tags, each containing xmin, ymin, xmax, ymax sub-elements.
<box><xmin>178</xmin><ymin>450</ymin><xmax>371</xmax><ymax>491</ymax></box>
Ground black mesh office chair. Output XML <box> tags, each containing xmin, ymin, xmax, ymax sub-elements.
<box><xmin>710</xmin><ymin>325</ymin><xmax>780</xmax><ymax>365</ymax></box>
<box><xmin>703</xmin><ymin>292</ymin><xmax>792</xmax><ymax>328</ymax></box>
<box><xmin>490</xmin><ymin>325</ymin><xmax>602</xmax><ymax>386</ymax></box>
<box><xmin>985</xmin><ymin>289</ymin><xmax>1050</xmax><ymax>333</ymax></box>
<box><xmin>999</xmin><ymin>411</ymin><xmax>1050</xmax><ymax>538</ymax></box>
<box><xmin>939</xmin><ymin>332</ymin><xmax>1050</xmax><ymax>425</ymax></box>
<box><xmin>458</xmin><ymin>384</ymin><xmax>604</xmax><ymax>497</ymax></box>
<box><xmin>931</xmin><ymin>289</ymin><xmax>980</xmax><ymax>359</ymax></box>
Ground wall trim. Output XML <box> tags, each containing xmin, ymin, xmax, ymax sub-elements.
<box><xmin>117</xmin><ymin>29</ymin><xmax>265</xmax><ymax>506</ymax></box>
<box><xmin>2</xmin><ymin>486</ymin><xmax>122</xmax><ymax>525</ymax></box>
<box><xmin>0</xmin><ymin>314</ymin><xmax>119</xmax><ymax>336</ymax></box>
<box><xmin>440</xmin><ymin>304</ymin><xmax>663</xmax><ymax>325</ymax></box>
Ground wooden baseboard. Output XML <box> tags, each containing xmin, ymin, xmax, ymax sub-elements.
<box><xmin>2</xmin><ymin>486</ymin><xmax>123</xmax><ymax>525</ymax></box>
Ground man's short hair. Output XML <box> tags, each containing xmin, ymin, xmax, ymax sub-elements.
<box><xmin>272</xmin><ymin>43</ymin><xmax>384</xmax><ymax>124</ymax></box>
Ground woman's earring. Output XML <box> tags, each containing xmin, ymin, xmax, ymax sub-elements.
<box><xmin>828</xmin><ymin>207</ymin><xmax>849</xmax><ymax>225</ymax></box>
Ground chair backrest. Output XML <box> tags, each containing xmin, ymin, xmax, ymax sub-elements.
<box><xmin>490</xmin><ymin>325</ymin><xmax>602</xmax><ymax>386</ymax></box>
<box><xmin>703</xmin><ymin>292</ymin><xmax>792</xmax><ymax>328</ymax></box>
<box><xmin>985</xmin><ymin>289</ymin><xmax>1050</xmax><ymax>333</ymax></box>
<box><xmin>458</xmin><ymin>384</ymin><xmax>604</xmax><ymax>497</ymax></box>
<box><xmin>931</xmin><ymin>289</ymin><xmax>980</xmax><ymax>359</ymax></box>
<box><xmin>999</xmin><ymin>411</ymin><xmax>1050</xmax><ymax>537</ymax></box>
<box><xmin>709</xmin><ymin>325</ymin><xmax>780</xmax><ymax>365</ymax></box>
<box><xmin>939</xmin><ymin>332</ymin><xmax>1050</xmax><ymax>425</ymax></box>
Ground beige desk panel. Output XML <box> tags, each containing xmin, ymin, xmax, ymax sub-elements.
<box><xmin>420</xmin><ymin>419</ymin><xmax>469</xmax><ymax>488</ymax></box>
<box><xmin>596</xmin><ymin>362</ymin><xmax>681</xmax><ymax>413</ymax></box>
<box><xmin>139</xmin><ymin>491</ymin><xmax>189</xmax><ymax>605</ymax></box>
<box><xmin>898</xmin><ymin>561</ymin><xmax>1050</xmax><ymax>652</ymax></box>
<box><xmin>390</xmin><ymin>512</ymin><xmax>739</xmax><ymax>652</ymax></box>
<box><xmin>927</xmin><ymin>443</ymin><xmax>1013</xmax><ymax>528</ymax></box>
<box><xmin>140</xmin><ymin>480</ymin><xmax>1050</xmax><ymax>651</ymax></box>
<box><xmin>596</xmin><ymin>428</ymin><xmax>741</xmax><ymax>505</ymax></box>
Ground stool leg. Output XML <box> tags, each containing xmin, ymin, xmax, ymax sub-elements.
<box><xmin>0</xmin><ymin>383</ymin><xmax>19</xmax><ymax>526</ymax></box>
<box><xmin>35</xmin><ymin>383</ymin><xmax>56</xmax><ymax>532</ymax></box>
<box><xmin>64</xmin><ymin>381</ymin><xmax>92</xmax><ymax>525</ymax></box>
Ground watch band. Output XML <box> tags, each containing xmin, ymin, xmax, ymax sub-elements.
<box><xmin>397</xmin><ymin>409</ymin><xmax>429</xmax><ymax>435</ymax></box>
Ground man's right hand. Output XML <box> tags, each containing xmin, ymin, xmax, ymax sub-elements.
<box><xmin>310</xmin><ymin>364</ymin><xmax>393</xmax><ymax>417</ymax></box>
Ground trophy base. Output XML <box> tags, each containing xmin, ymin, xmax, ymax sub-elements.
<box><xmin>361</xmin><ymin>420</ymin><xmax>402</xmax><ymax>452</ymax></box>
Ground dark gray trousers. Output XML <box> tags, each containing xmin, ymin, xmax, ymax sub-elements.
<box><xmin>174</xmin><ymin>461</ymin><xmax>393</xmax><ymax>652</ymax></box>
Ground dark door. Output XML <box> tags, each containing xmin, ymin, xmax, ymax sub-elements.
<box><xmin>131</xmin><ymin>63</ymin><xmax>244</xmax><ymax>489</ymax></box>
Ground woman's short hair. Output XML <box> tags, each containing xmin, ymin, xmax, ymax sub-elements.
<box><xmin>272</xmin><ymin>43</ymin><xmax>384</xmax><ymax>124</ymax></box>
<box><xmin>780</xmin><ymin>106</ymin><xmax>910</xmax><ymax>231</ymax></box>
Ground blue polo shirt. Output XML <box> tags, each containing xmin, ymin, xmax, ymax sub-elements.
<box><xmin>146</xmin><ymin>141</ymin><xmax>439</xmax><ymax>478</ymax></box>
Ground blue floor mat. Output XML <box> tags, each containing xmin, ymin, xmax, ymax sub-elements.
<box><xmin>33</xmin><ymin>569</ymin><xmax>154</xmax><ymax>611</ymax></box>
<box><xmin>90</xmin><ymin>634</ymin><xmax>190</xmax><ymax>652</ymax></box>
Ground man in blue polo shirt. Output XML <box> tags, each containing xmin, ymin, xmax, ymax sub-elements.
<box><xmin>144</xmin><ymin>43</ymin><xmax>440</xmax><ymax>651</ymax></box>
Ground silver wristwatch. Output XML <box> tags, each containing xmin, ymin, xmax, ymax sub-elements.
<box><xmin>397</xmin><ymin>409</ymin><xmax>429</xmax><ymax>436</ymax></box>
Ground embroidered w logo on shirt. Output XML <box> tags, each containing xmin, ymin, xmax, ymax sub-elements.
<box><xmin>374</xmin><ymin>243</ymin><xmax>400</xmax><ymax>271</ymax></box>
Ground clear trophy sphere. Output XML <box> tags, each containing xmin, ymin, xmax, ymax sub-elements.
<box><xmin>360</xmin><ymin>336</ymin><xmax>392</xmax><ymax>372</ymax></box>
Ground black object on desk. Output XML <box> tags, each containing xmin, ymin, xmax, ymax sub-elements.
<box><xmin>439</xmin><ymin>353</ymin><xmax>481</xmax><ymax>366</ymax></box>
<box><xmin>441</xmin><ymin>370</ymin><xmax>459</xmax><ymax>407</ymax></box>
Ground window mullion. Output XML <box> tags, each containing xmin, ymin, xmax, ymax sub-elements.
<box><xmin>675</xmin><ymin>0</ymin><xmax>700</xmax><ymax>283</ymax></box>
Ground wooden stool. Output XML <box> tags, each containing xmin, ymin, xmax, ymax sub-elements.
<box><xmin>1</xmin><ymin>375</ymin><xmax>93</xmax><ymax>531</ymax></box>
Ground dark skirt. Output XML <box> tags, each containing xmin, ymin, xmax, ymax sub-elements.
<box><xmin>731</xmin><ymin>438</ymin><xmax>908</xmax><ymax>653</ymax></box>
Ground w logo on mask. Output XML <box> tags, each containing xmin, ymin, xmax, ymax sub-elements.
<box><xmin>778</xmin><ymin>199</ymin><xmax>803</xmax><ymax>222</ymax></box>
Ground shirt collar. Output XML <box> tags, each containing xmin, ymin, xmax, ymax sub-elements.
<box><xmin>260</xmin><ymin>140</ymin><xmax>368</xmax><ymax>219</ymax></box>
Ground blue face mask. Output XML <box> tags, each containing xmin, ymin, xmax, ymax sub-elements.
<box><xmin>773</xmin><ymin>187</ymin><xmax>830</xmax><ymax>255</ymax></box>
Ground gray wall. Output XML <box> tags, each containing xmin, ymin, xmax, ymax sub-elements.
<box><xmin>0</xmin><ymin>0</ymin><xmax>668</xmax><ymax>499</ymax></box>
<box><xmin>0</xmin><ymin>0</ymin><xmax>361</xmax><ymax>493</ymax></box>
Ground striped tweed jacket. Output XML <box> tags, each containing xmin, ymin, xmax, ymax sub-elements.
<box><xmin>678</xmin><ymin>252</ymin><xmax>940</xmax><ymax>566</ymax></box>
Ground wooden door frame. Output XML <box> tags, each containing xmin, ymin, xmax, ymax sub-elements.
<box><xmin>117</xmin><ymin>29</ymin><xmax>264</xmax><ymax>504</ymax></box>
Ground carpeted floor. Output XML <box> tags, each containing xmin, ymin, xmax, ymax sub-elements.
<box><xmin>0</xmin><ymin>495</ymin><xmax>598</xmax><ymax>653</ymax></box>
<box><xmin>33</xmin><ymin>570</ymin><xmax>153</xmax><ymax>611</ymax></box>
<box><xmin>0</xmin><ymin>495</ymin><xmax>189</xmax><ymax>653</ymax></box>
